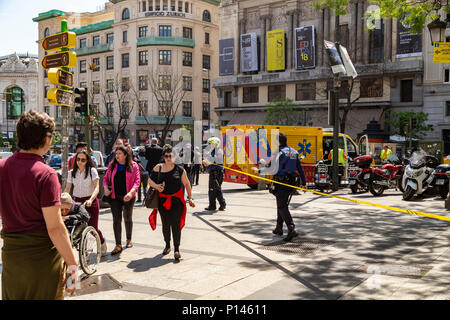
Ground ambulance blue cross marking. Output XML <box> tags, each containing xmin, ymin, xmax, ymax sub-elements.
<box><xmin>298</xmin><ymin>139</ymin><xmax>312</xmax><ymax>157</ymax></box>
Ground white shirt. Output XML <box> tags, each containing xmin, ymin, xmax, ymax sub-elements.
<box><xmin>67</xmin><ymin>167</ymin><xmax>99</xmax><ymax>198</ymax></box>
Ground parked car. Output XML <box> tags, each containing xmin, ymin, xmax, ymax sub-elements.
<box><xmin>0</xmin><ymin>152</ymin><xmax>13</xmax><ymax>160</ymax></box>
<box><xmin>47</xmin><ymin>153</ymin><xmax>62</xmax><ymax>168</ymax></box>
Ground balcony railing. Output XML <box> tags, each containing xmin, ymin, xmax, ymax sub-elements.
<box><xmin>137</xmin><ymin>36</ymin><xmax>195</xmax><ymax>48</ymax></box>
<box><xmin>75</xmin><ymin>43</ymin><xmax>113</xmax><ymax>57</ymax></box>
<box><xmin>135</xmin><ymin>115</ymin><xmax>194</xmax><ymax>125</ymax></box>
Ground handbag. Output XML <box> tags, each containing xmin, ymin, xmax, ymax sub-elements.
<box><xmin>144</xmin><ymin>166</ymin><xmax>161</xmax><ymax>209</ymax></box>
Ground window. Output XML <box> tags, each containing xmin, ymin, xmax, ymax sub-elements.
<box><xmin>80</xmin><ymin>60</ymin><xmax>87</xmax><ymax>73</ymax></box>
<box><xmin>44</xmin><ymin>106</ymin><xmax>50</xmax><ymax>115</ymax></box>
<box><xmin>158</xmin><ymin>101</ymin><xmax>171</xmax><ymax>116</ymax></box>
<box><xmin>202</xmin><ymin>79</ymin><xmax>210</xmax><ymax>93</ymax></box>
<box><xmin>6</xmin><ymin>87</ymin><xmax>25</xmax><ymax>119</ymax></box>
<box><xmin>224</xmin><ymin>91</ymin><xmax>232</xmax><ymax>107</ymax></box>
<box><xmin>121</xmin><ymin>102</ymin><xmax>130</xmax><ymax>119</ymax></box>
<box><xmin>202</xmin><ymin>103</ymin><xmax>210</xmax><ymax>119</ymax></box>
<box><xmin>44</xmin><ymin>28</ymin><xmax>50</xmax><ymax>38</ymax></box>
<box><xmin>44</xmin><ymin>70</ymin><xmax>48</xmax><ymax>78</ymax></box>
<box><xmin>205</xmin><ymin>33</ymin><xmax>210</xmax><ymax>45</ymax></box>
<box><xmin>106</xmin><ymin>56</ymin><xmax>114</xmax><ymax>70</ymax></box>
<box><xmin>369</xmin><ymin>19</ymin><xmax>384</xmax><ymax>63</ymax></box>
<box><xmin>202</xmin><ymin>55</ymin><xmax>210</xmax><ymax>69</ymax></box>
<box><xmin>243</xmin><ymin>87</ymin><xmax>259</xmax><ymax>103</ymax></box>
<box><xmin>446</xmin><ymin>101</ymin><xmax>450</xmax><ymax>117</ymax></box>
<box><xmin>80</xmin><ymin>82</ymin><xmax>87</xmax><ymax>88</ymax></box>
<box><xmin>185</xmin><ymin>2</ymin><xmax>189</xmax><ymax>13</ymax></box>
<box><xmin>183</xmin><ymin>76</ymin><xmax>192</xmax><ymax>91</ymax></box>
<box><xmin>139</xmin><ymin>26</ymin><xmax>148</xmax><ymax>38</ymax></box>
<box><xmin>122</xmin><ymin>8</ymin><xmax>130</xmax><ymax>20</ymax></box>
<box><xmin>182</xmin><ymin>101</ymin><xmax>192</xmax><ymax>117</ymax></box>
<box><xmin>183</xmin><ymin>27</ymin><xmax>192</xmax><ymax>39</ymax></box>
<box><xmin>106</xmin><ymin>33</ymin><xmax>114</xmax><ymax>44</ymax></box>
<box><xmin>139</xmin><ymin>76</ymin><xmax>148</xmax><ymax>90</ymax></box>
<box><xmin>159</xmin><ymin>50</ymin><xmax>171</xmax><ymax>65</ymax></box>
<box><xmin>295</xmin><ymin>83</ymin><xmax>316</xmax><ymax>101</ymax></box>
<box><xmin>90</xmin><ymin>104</ymin><xmax>99</xmax><ymax>116</ymax></box>
<box><xmin>123</xmin><ymin>31</ymin><xmax>128</xmax><ymax>43</ymax></box>
<box><xmin>80</xmin><ymin>38</ymin><xmax>87</xmax><ymax>48</ymax></box>
<box><xmin>139</xmin><ymin>51</ymin><xmax>148</xmax><ymax>65</ymax></box>
<box><xmin>400</xmin><ymin>79</ymin><xmax>413</xmax><ymax>102</ymax></box>
<box><xmin>159</xmin><ymin>25</ymin><xmax>172</xmax><ymax>37</ymax></box>
<box><xmin>268</xmin><ymin>85</ymin><xmax>286</xmax><ymax>102</ymax></box>
<box><xmin>445</xmin><ymin>69</ymin><xmax>450</xmax><ymax>83</ymax></box>
<box><xmin>92</xmin><ymin>58</ymin><xmax>100</xmax><ymax>72</ymax></box>
<box><xmin>92</xmin><ymin>81</ymin><xmax>100</xmax><ymax>94</ymax></box>
<box><xmin>106</xmin><ymin>102</ymin><xmax>114</xmax><ymax>117</ymax></box>
<box><xmin>178</xmin><ymin>5</ymin><xmax>183</xmax><ymax>12</ymax></box>
<box><xmin>122</xmin><ymin>77</ymin><xmax>130</xmax><ymax>92</ymax></box>
<box><xmin>159</xmin><ymin>75</ymin><xmax>171</xmax><ymax>90</ymax></box>
<box><xmin>106</xmin><ymin>79</ymin><xmax>114</xmax><ymax>92</ymax></box>
<box><xmin>56</xmin><ymin>106</ymin><xmax>61</xmax><ymax>119</ymax></box>
<box><xmin>92</xmin><ymin>35</ymin><xmax>100</xmax><ymax>46</ymax></box>
<box><xmin>138</xmin><ymin>100</ymin><xmax>148</xmax><ymax>116</ymax></box>
<box><xmin>122</xmin><ymin>53</ymin><xmax>129</xmax><ymax>68</ymax></box>
<box><xmin>203</xmin><ymin>10</ymin><xmax>211</xmax><ymax>22</ymax></box>
<box><xmin>182</xmin><ymin>51</ymin><xmax>192</xmax><ymax>66</ymax></box>
<box><xmin>142</xmin><ymin>1</ymin><xmax>147</xmax><ymax>12</ymax></box>
<box><xmin>360</xmin><ymin>78</ymin><xmax>383</xmax><ymax>98</ymax></box>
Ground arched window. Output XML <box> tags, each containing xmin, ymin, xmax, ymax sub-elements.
<box><xmin>44</xmin><ymin>28</ymin><xmax>50</xmax><ymax>38</ymax></box>
<box><xmin>202</xmin><ymin>10</ymin><xmax>211</xmax><ymax>22</ymax></box>
<box><xmin>122</xmin><ymin>8</ymin><xmax>130</xmax><ymax>20</ymax></box>
<box><xmin>5</xmin><ymin>87</ymin><xmax>25</xmax><ymax>120</ymax></box>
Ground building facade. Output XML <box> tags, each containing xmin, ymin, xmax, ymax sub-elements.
<box><xmin>34</xmin><ymin>0</ymin><xmax>220</xmax><ymax>152</ymax></box>
<box><xmin>213</xmin><ymin>0</ymin><xmax>425</xmax><ymax>140</ymax></box>
<box><xmin>0</xmin><ymin>53</ymin><xmax>38</xmax><ymax>149</ymax></box>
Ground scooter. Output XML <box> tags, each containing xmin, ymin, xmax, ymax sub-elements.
<box><xmin>433</xmin><ymin>164</ymin><xmax>450</xmax><ymax>199</ymax></box>
<box><xmin>402</xmin><ymin>151</ymin><xmax>439</xmax><ymax>201</ymax></box>
<box><xmin>368</xmin><ymin>154</ymin><xmax>405</xmax><ymax>196</ymax></box>
<box><xmin>314</xmin><ymin>160</ymin><xmax>332</xmax><ymax>192</ymax></box>
<box><xmin>348</xmin><ymin>155</ymin><xmax>372</xmax><ymax>194</ymax></box>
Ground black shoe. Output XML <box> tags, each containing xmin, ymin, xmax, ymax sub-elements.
<box><xmin>272</xmin><ymin>226</ymin><xmax>283</xmax><ymax>236</ymax></box>
<box><xmin>163</xmin><ymin>247</ymin><xmax>171</xmax><ymax>255</ymax></box>
<box><xmin>136</xmin><ymin>199</ymin><xmax>142</xmax><ymax>203</ymax></box>
<box><xmin>174</xmin><ymin>251</ymin><xmax>181</xmax><ymax>260</ymax></box>
<box><xmin>284</xmin><ymin>226</ymin><xmax>298</xmax><ymax>242</ymax></box>
<box><xmin>204</xmin><ymin>206</ymin><xmax>217</xmax><ymax>211</ymax></box>
<box><xmin>219</xmin><ymin>205</ymin><xmax>226</xmax><ymax>211</ymax></box>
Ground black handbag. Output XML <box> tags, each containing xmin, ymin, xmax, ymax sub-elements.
<box><xmin>102</xmin><ymin>183</ymin><xmax>113</xmax><ymax>204</ymax></box>
<box><xmin>144</xmin><ymin>166</ymin><xmax>161</xmax><ymax>209</ymax></box>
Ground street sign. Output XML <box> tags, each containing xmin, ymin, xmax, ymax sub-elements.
<box><xmin>42</xmin><ymin>31</ymin><xmax>76</xmax><ymax>51</ymax></box>
<box><xmin>433</xmin><ymin>42</ymin><xmax>450</xmax><ymax>63</ymax></box>
<box><xmin>47</xmin><ymin>88</ymin><xmax>74</xmax><ymax>107</ymax></box>
<box><xmin>41</xmin><ymin>51</ymin><xmax>76</xmax><ymax>69</ymax></box>
<box><xmin>48</xmin><ymin>68</ymin><xmax>73</xmax><ymax>88</ymax></box>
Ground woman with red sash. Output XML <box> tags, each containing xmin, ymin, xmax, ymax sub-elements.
<box><xmin>148</xmin><ymin>145</ymin><xmax>195</xmax><ymax>261</ymax></box>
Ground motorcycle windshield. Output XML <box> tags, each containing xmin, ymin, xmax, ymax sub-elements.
<box><xmin>409</xmin><ymin>152</ymin><xmax>426</xmax><ymax>169</ymax></box>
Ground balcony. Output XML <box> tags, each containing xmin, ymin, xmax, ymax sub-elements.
<box><xmin>99</xmin><ymin>116</ymin><xmax>114</xmax><ymax>125</ymax></box>
<box><xmin>75</xmin><ymin>43</ymin><xmax>113</xmax><ymax>57</ymax></box>
<box><xmin>135</xmin><ymin>115</ymin><xmax>194</xmax><ymax>125</ymax></box>
<box><xmin>137</xmin><ymin>36</ymin><xmax>195</xmax><ymax>48</ymax></box>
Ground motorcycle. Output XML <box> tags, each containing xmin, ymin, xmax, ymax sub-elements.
<box><xmin>313</xmin><ymin>160</ymin><xmax>344</xmax><ymax>192</ymax></box>
<box><xmin>368</xmin><ymin>154</ymin><xmax>405</xmax><ymax>196</ymax></box>
<box><xmin>348</xmin><ymin>155</ymin><xmax>372</xmax><ymax>194</ymax></box>
<box><xmin>432</xmin><ymin>164</ymin><xmax>450</xmax><ymax>199</ymax></box>
<box><xmin>402</xmin><ymin>151</ymin><xmax>439</xmax><ymax>201</ymax></box>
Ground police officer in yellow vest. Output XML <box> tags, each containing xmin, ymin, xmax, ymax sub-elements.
<box><xmin>380</xmin><ymin>145</ymin><xmax>392</xmax><ymax>163</ymax></box>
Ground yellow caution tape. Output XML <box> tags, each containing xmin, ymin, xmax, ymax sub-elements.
<box><xmin>220</xmin><ymin>165</ymin><xmax>450</xmax><ymax>223</ymax></box>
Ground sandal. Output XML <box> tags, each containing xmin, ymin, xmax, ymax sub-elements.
<box><xmin>111</xmin><ymin>245</ymin><xmax>123</xmax><ymax>255</ymax></box>
<box><xmin>126</xmin><ymin>240</ymin><xmax>133</xmax><ymax>248</ymax></box>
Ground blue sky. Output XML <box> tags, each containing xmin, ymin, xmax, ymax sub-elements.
<box><xmin>0</xmin><ymin>0</ymin><xmax>108</xmax><ymax>56</ymax></box>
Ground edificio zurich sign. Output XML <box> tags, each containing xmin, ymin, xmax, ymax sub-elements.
<box><xmin>145</xmin><ymin>12</ymin><xmax>186</xmax><ymax>18</ymax></box>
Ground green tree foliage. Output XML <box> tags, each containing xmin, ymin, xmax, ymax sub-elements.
<box><xmin>264</xmin><ymin>98</ymin><xmax>300</xmax><ymax>126</ymax></box>
<box><xmin>52</xmin><ymin>131</ymin><xmax>62</xmax><ymax>145</ymax></box>
<box><xmin>385</xmin><ymin>110</ymin><xmax>433</xmax><ymax>148</ymax></box>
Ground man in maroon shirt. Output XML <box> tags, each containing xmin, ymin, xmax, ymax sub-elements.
<box><xmin>0</xmin><ymin>110</ymin><xmax>78</xmax><ymax>300</ymax></box>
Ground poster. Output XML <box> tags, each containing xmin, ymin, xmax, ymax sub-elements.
<box><xmin>219</xmin><ymin>38</ymin><xmax>235</xmax><ymax>76</ymax></box>
<box><xmin>324</xmin><ymin>40</ymin><xmax>346</xmax><ymax>75</ymax></box>
<box><xmin>267</xmin><ymin>29</ymin><xmax>285</xmax><ymax>71</ymax></box>
<box><xmin>338</xmin><ymin>44</ymin><xmax>357</xmax><ymax>78</ymax></box>
<box><xmin>295</xmin><ymin>26</ymin><xmax>315</xmax><ymax>69</ymax></box>
<box><xmin>241</xmin><ymin>32</ymin><xmax>259</xmax><ymax>72</ymax></box>
<box><xmin>396</xmin><ymin>19</ymin><xmax>422</xmax><ymax>58</ymax></box>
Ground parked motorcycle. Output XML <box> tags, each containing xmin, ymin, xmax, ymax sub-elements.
<box><xmin>348</xmin><ymin>155</ymin><xmax>372</xmax><ymax>194</ymax></box>
<box><xmin>432</xmin><ymin>164</ymin><xmax>450</xmax><ymax>199</ymax></box>
<box><xmin>314</xmin><ymin>160</ymin><xmax>344</xmax><ymax>192</ymax></box>
<box><xmin>368</xmin><ymin>154</ymin><xmax>405</xmax><ymax>196</ymax></box>
<box><xmin>402</xmin><ymin>151</ymin><xmax>439</xmax><ymax>201</ymax></box>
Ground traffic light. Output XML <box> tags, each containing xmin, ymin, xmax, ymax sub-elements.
<box><xmin>74</xmin><ymin>87</ymin><xmax>89</xmax><ymax>115</ymax></box>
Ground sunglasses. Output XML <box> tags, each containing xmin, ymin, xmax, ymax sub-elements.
<box><xmin>164</xmin><ymin>154</ymin><xmax>172</xmax><ymax>159</ymax></box>
<box><xmin>76</xmin><ymin>158</ymin><xmax>87</xmax><ymax>163</ymax></box>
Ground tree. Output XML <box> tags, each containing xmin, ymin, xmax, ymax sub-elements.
<box><xmin>264</xmin><ymin>98</ymin><xmax>301</xmax><ymax>125</ymax></box>
<box><xmin>385</xmin><ymin>110</ymin><xmax>433</xmax><ymax>150</ymax></box>
<box><xmin>338</xmin><ymin>78</ymin><xmax>362</xmax><ymax>133</ymax></box>
<box><xmin>52</xmin><ymin>131</ymin><xmax>62</xmax><ymax>145</ymax></box>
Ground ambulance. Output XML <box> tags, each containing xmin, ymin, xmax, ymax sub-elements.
<box><xmin>221</xmin><ymin>125</ymin><xmax>359</xmax><ymax>188</ymax></box>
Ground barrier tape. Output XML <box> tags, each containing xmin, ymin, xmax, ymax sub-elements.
<box><xmin>220</xmin><ymin>165</ymin><xmax>450</xmax><ymax>223</ymax></box>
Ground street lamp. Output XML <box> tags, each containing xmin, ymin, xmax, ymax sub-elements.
<box><xmin>427</xmin><ymin>0</ymin><xmax>449</xmax><ymax>45</ymax></box>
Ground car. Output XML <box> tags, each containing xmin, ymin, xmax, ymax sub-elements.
<box><xmin>47</xmin><ymin>154</ymin><xmax>62</xmax><ymax>168</ymax></box>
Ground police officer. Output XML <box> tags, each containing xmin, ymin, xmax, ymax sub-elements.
<box><xmin>265</xmin><ymin>133</ymin><xmax>307</xmax><ymax>241</ymax></box>
<box><xmin>203</xmin><ymin>137</ymin><xmax>226</xmax><ymax>211</ymax></box>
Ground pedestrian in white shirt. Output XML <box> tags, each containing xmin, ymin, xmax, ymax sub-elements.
<box><xmin>65</xmin><ymin>150</ymin><xmax>106</xmax><ymax>254</ymax></box>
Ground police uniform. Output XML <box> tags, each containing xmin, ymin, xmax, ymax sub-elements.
<box><xmin>205</xmin><ymin>147</ymin><xmax>226</xmax><ymax>211</ymax></box>
<box><xmin>272</xmin><ymin>145</ymin><xmax>306</xmax><ymax>241</ymax></box>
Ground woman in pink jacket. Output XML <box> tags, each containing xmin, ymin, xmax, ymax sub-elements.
<box><xmin>103</xmin><ymin>145</ymin><xmax>140</xmax><ymax>255</ymax></box>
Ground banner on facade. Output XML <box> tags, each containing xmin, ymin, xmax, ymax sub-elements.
<box><xmin>396</xmin><ymin>19</ymin><xmax>422</xmax><ymax>58</ymax></box>
<box><xmin>338</xmin><ymin>44</ymin><xmax>357</xmax><ymax>78</ymax></box>
<box><xmin>295</xmin><ymin>26</ymin><xmax>315</xmax><ymax>69</ymax></box>
<box><xmin>219</xmin><ymin>38</ymin><xmax>235</xmax><ymax>76</ymax></box>
<box><xmin>324</xmin><ymin>40</ymin><xmax>346</xmax><ymax>75</ymax></box>
<box><xmin>240</xmin><ymin>32</ymin><xmax>259</xmax><ymax>72</ymax></box>
<box><xmin>267</xmin><ymin>29</ymin><xmax>285</xmax><ymax>71</ymax></box>
<box><xmin>433</xmin><ymin>42</ymin><xmax>450</xmax><ymax>63</ymax></box>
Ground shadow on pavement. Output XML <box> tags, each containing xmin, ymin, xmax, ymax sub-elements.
<box><xmin>127</xmin><ymin>255</ymin><xmax>173</xmax><ymax>272</ymax></box>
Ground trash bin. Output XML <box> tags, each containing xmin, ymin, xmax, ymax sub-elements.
<box><xmin>97</xmin><ymin>167</ymin><xmax>110</xmax><ymax>208</ymax></box>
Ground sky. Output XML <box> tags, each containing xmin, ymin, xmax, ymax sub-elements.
<box><xmin>0</xmin><ymin>0</ymin><xmax>109</xmax><ymax>57</ymax></box>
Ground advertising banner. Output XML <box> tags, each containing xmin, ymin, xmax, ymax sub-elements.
<box><xmin>396</xmin><ymin>19</ymin><xmax>422</xmax><ymax>58</ymax></box>
<box><xmin>219</xmin><ymin>38</ymin><xmax>235</xmax><ymax>76</ymax></box>
<box><xmin>295</xmin><ymin>26</ymin><xmax>315</xmax><ymax>69</ymax></box>
<box><xmin>240</xmin><ymin>33</ymin><xmax>259</xmax><ymax>72</ymax></box>
<box><xmin>324</xmin><ymin>40</ymin><xmax>346</xmax><ymax>75</ymax></box>
<box><xmin>267</xmin><ymin>29</ymin><xmax>285</xmax><ymax>71</ymax></box>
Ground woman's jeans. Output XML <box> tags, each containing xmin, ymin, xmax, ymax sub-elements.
<box><xmin>110</xmin><ymin>197</ymin><xmax>136</xmax><ymax>246</ymax></box>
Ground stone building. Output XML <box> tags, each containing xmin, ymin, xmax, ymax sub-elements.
<box><xmin>213</xmin><ymin>0</ymin><xmax>424</xmax><ymax>140</ymax></box>
<box><xmin>0</xmin><ymin>53</ymin><xmax>38</xmax><ymax>148</ymax></box>
<box><xmin>33</xmin><ymin>0</ymin><xmax>220</xmax><ymax>152</ymax></box>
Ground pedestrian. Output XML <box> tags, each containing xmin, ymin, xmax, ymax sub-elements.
<box><xmin>203</xmin><ymin>137</ymin><xmax>226</xmax><ymax>211</ymax></box>
<box><xmin>0</xmin><ymin>110</ymin><xmax>78</xmax><ymax>299</ymax></box>
<box><xmin>60</xmin><ymin>192</ymin><xmax>90</xmax><ymax>230</ymax></box>
<box><xmin>148</xmin><ymin>145</ymin><xmax>195</xmax><ymax>261</ymax></box>
<box><xmin>192</xmin><ymin>146</ymin><xmax>202</xmax><ymax>185</ymax></box>
<box><xmin>145</xmin><ymin>137</ymin><xmax>163</xmax><ymax>173</ymax></box>
<box><xmin>64</xmin><ymin>150</ymin><xmax>107</xmax><ymax>255</ymax></box>
<box><xmin>380</xmin><ymin>145</ymin><xmax>392</xmax><ymax>163</ymax></box>
<box><xmin>103</xmin><ymin>145</ymin><xmax>141</xmax><ymax>255</ymax></box>
<box><xmin>125</xmin><ymin>143</ymin><xmax>147</xmax><ymax>203</ymax></box>
<box><xmin>105</xmin><ymin>138</ymin><xmax>124</xmax><ymax>167</ymax></box>
<box><xmin>68</xmin><ymin>142</ymin><xmax>98</xmax><ymax>170</ymax></box>
<box><xmin>137</xmin><ymin>146</ymin><xmax>149</xmax><ymax>203</ymax></box>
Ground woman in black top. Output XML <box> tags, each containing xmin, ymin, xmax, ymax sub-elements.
<box><xmin>148</xmin><ymin>145</ymin><xmax>195</xmax><ymax>261</ymax></box>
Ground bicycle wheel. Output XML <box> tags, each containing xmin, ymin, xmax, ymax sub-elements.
<box><xmin>79</xmin><ymin>226</ymin><xmax>101</xmax><ymax>275</ymax></box>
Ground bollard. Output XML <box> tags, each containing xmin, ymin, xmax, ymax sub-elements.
<box><xmin>445</xmin><ymin>171</ymin><xmax>450</xmax><ymax>210</ymax></box>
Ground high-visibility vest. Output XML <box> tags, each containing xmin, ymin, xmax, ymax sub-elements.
<box><xmin>329</xmin><ymin>148</ymin><xmax>346</xmax><ymax>165</ymax></box>
<box><xmin>381</xmin><ymin>149</ymin><xmax>392</xmax><ymax>160</ymax></box>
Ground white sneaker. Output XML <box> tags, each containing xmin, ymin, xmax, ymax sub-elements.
<box><xmin>101</xmin><ymin>241</ymin><xmax>107</xmax><ymax>256</ymax></box>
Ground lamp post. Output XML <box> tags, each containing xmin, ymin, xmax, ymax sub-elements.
<box><xmin>427</xmin><ymin>0</ymin><xmax>449</xmax><ymax>45</ymax></box>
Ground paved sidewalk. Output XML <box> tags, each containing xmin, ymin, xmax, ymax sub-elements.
<box><xmin>1</xmin><ymin>173</ymin><xmax>450</xmax><ymax>300</ymax></box>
